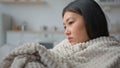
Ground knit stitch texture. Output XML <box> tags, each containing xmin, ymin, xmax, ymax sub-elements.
<box><xmin>0</xmin><ymin>36</ymin><xmax>120</xmax><ymax>68</ymax></box>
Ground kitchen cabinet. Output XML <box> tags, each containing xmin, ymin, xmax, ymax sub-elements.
<box><xmin>6</xmin><ymin>30</ymin><xmax>66</xmax><ymax>46</ymax></box>
<box><xmin>0</xmin><ymin>0</ymin><xmax>46</xmax><ymax>4</ymax></box>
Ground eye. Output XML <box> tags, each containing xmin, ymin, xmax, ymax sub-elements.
<box><xmin>69</xmin><ymin>21</ymin><xmax>74</xmax><ymax>25</ymax></box>
<box><xmin>64</xmin><ymin>26</ymin><xmax>66</xmax><ymax>29</ymax></box>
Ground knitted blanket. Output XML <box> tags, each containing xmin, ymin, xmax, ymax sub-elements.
<box><xmin>0</xmin><ymin>43</ymin><xmax>62</xmax><ymax>68</ymax></box>
<box><xmin>0</xmin><ymin>36</ymin><xmax>120</xmax><ymax>68</ymax></box>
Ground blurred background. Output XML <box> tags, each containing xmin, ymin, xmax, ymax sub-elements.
<box><xmin>0</xmin><ymin>0</ymin><xmax>120</xmax><ymax>62</ymax></box>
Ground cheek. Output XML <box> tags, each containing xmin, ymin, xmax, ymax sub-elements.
<box><xmin>73</xmin><ymin>22</ymin><xmax>85</xmax><ymax>35</ymax></box>
<box><xmin>74</xmin><ymin>22</ymin><xmax>85</xmax><ymax>32</ymax></box>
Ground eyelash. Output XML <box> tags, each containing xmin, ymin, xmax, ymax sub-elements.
<box><xmin>64</xmin><ymin>26</ymin><xmax>66</xmax><ymax>29</ymax></box>
<box><xmin>64</xmin><ymin>21</ymin><xmax>74</xmax><ymax>29</ymax></box>
<box><xmin>69</xmin><ymin>21</ymin><xmax>74</xmax><ymax>25</ymax></box>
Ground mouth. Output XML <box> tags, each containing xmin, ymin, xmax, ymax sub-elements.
<box><xmin>68</xmin><ymin>37</ymin><xmax>73</xmax><ymax>42</ymax></box>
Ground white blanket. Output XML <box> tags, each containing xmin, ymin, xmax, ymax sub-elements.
<box><xmin>0</xmin><ymin>44</ymin><xmax>19</xmax><ymax>63</ymax></box>
<box><xmin>0</xmin><ymin>36</ymin><xmax>120</xmax><ymax>68</ymax></box>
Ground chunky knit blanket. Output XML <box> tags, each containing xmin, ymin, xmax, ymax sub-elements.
<box><xmin>0</xmin><ymin>36</ymin><xmax>120</xmax><ymax>68</ymax></box>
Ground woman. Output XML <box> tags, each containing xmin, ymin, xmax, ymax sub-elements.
<box><xmin>0</xmin><ymin>0</ymin><xmax>120</xmax><ymax>68</ymax></box>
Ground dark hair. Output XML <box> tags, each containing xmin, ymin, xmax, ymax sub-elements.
<box><xmin>62</xmin><ymin>0</ymin><xmax>109</xmax><ymax>39</ymax></box>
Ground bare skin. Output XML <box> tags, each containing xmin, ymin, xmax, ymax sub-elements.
<box><xmin>63</xmin><ymin>11</ymin><xmax>89</xmax><ymax>45</ymax></box>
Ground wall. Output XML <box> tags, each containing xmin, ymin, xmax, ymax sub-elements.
<box><xmin>0</xmin><ymin>0</ymin><xmax>120</xmax><ymax>45</ymax></box>
<box><xmin>0</xmin><ymin>0</ymin><xmax>75</xmax><ymax>46</ymax></box>
<box><xmin>102</xmin><ymin>8</ymin><xmax>120</xmax><ymax>36</ymax></box>
<box><xmin>0</xmin><ymin>0</ymin><xmax>73</xmax><ymax>31</ymax></box>
<box><xmin>1</xmin><ymin>0</ymin><xmax>120</xmax><ymax>32</ymax></box>
<box><xmin>97</xmin><ymin>1</ymin><xmax>120</xmax><ymax>40</ymax></box>
<box><xmin>95</xmin><ymin>0</ymin><xmax>120</xmax><ymax>34</ymax></box>
<box><xmin>0</xmin><ymin>4</ymin><xmax>4</xmax><ymax>46</ymax></box>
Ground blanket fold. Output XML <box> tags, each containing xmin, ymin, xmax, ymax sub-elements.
<box><xmin>0</xmin><ymin>36</ymin><xmax>120</xmax><ymax>68</ymax></box>
<box><xmin>0</xmin><ymin>43</ymin><xmax>60</xmax><ymax>68</ymax></box>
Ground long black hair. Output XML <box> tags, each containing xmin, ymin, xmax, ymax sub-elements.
<box><xmin>62</xmin><ymin>0</ymin><xmax>109</xmax><ymax>39</ymax></box>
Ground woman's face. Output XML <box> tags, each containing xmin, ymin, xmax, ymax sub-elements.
<box><xmin>63</xmin><ymin>11</ymin><xmax>89</xmax><ymax>45</ymax></box>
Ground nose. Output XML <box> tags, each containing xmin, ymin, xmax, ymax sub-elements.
<box><xmin>64</xmin><ymin>28</ymin><xmax>70</xmax><ymax>36</ymax></box>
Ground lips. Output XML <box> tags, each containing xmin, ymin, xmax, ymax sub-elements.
<box><xmin>68</xmin><ymin>37</ymin><xmax>73</xmax><ymax>42</ymax></box>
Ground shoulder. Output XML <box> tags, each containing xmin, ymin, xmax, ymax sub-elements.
<box><xmin>50</xmin><ymin>39</ymin><xmax>71</xmax><ymax>52</ymax></box>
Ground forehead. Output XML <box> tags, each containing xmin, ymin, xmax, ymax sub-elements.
<box><xmin>63</xmin><ymin>11</ymin><xmax>83</xmax><ymax>24</ymax></box>
<box><xmin>63</xmin><ymin>11</ymin><xmax>77</xmax><ymax>19</ymax></box>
